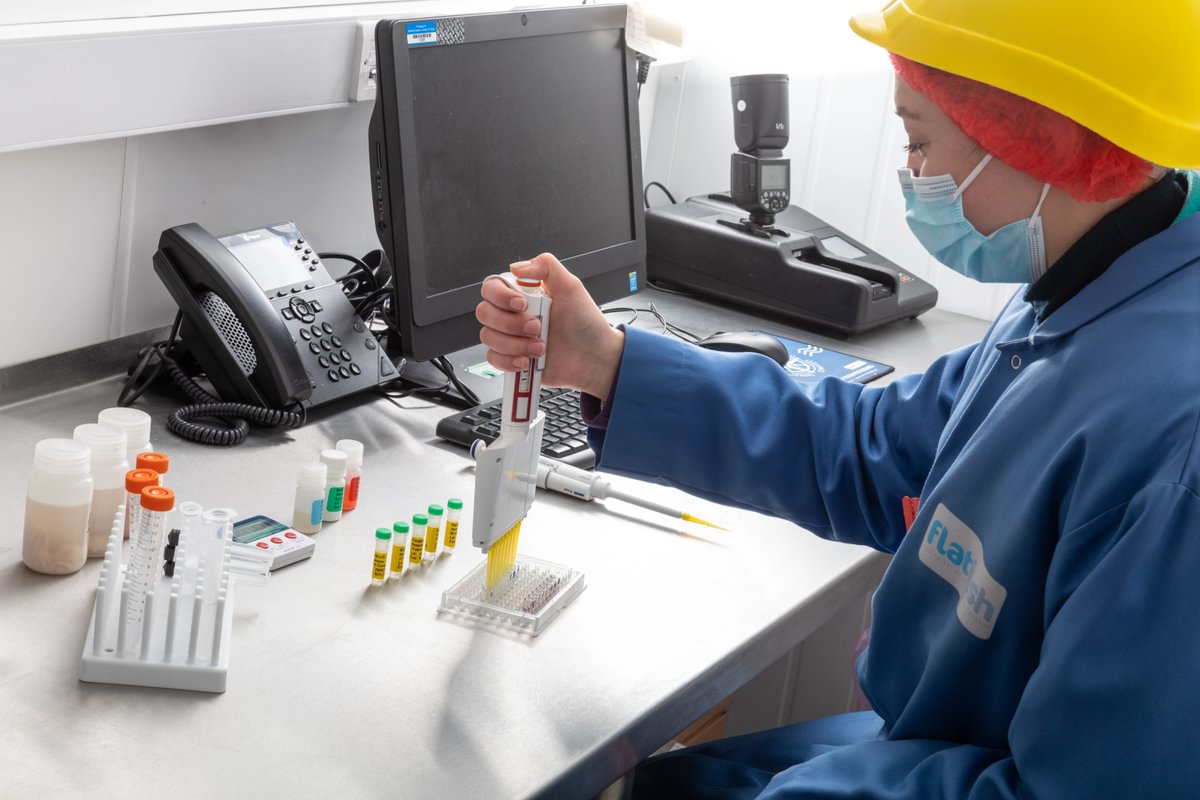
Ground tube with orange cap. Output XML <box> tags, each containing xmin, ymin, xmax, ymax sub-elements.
<box><xmin>123</xmin><ymin>468</ymin><xmax>159</xmax><ymax>540</ymax></box>
<box><xmin>123</xmin><ymin>484</ymin><xmax>175</xmax><ymax>653</ymax></box>
<box><xmin>135</xmin><ymin>451</ymin><xmax>170</xmax><ymax>481</ymax></box>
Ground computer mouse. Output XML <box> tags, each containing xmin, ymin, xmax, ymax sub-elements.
<box><xmin>695</xmin><ymin>330</ymin><xmax>791</xmax><ymax>366</ymax></box>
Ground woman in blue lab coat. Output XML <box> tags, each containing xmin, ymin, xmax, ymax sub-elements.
<box><xmin>478</xmin><ymin>0</ymin><xmax>1200</xmax><ymax>797</ymax></box>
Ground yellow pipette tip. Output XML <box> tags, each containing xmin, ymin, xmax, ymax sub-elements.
<box><xmin>681</xmin><ymin>512</ymin><xmax>728</xmax><ymax>531</ymax></box>
<box><xmin>485</xmin><ymin>519</ymin><xmax>523</xmax><ymax>591</ymax></box>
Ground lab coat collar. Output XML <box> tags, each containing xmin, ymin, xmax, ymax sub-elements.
<box><xmin>1026</xmin><ymin>210</ymin><xmax>1200</xmax><ymax>344</ymax></box>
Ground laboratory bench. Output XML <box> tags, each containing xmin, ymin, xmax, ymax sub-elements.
<box><xmin>0</xmin><ymin>290</ymin><xmax>987</xmax><ymax>799</ymax></box>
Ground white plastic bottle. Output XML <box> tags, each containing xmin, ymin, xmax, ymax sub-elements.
<box><xmin>292</xmin><ymin>462</ymin><xmax>328</xmax><ymax>535</ymax></box>
<box><xmin>320</xmin><ymin>449</ymin><xmax>348</xmax><ymax>523</ymax></box>
<box><xmin>98</xmin><ymin>407</ymin><xmax>153</xmax><ymax>466</ymax></box>
<box><xmin>72</xmin><ymin>422</ymin><xmax>128</xmax><ymax>558</ymax></box>
<box><xmin>22</xmin><ymin>438</ymin><xmax>93</xmax><ymax>575</ymax></box>
<box><xmin>335</xmin><ymin>439</ymin><xmax>364</xmax><ymax>513</ymax></box>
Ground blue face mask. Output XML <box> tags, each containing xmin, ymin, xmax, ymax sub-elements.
<box><xmin>898</xmin><ymin>153</ymin><xmax>1051</xmax><ymax>283</ymax></box>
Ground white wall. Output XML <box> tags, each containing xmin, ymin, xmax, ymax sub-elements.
<box><xmin>0</xmin><ymin>1</ymin><xmax>1012</xmax><ymax>372</ymax></box>
<box><xmin>0</xmin><ymin>104</ymin><xmax>379</xmax><ymax>369</ymax></box>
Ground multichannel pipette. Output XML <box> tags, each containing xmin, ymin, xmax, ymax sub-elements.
<box><xmin>471</xmin><ymin>273</ymin><xmax>551</xmax><ymax>589</ymax></box>
<box><xmin>531</xmin><ymin>457</ymin><xmax>728</xmax><ymax>530</ymax></box>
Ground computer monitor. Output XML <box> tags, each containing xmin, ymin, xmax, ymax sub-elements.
<box><xmin>368</xmin><ymin>4</ymin><xmax>646</xmax><ymax>402</ymax></box>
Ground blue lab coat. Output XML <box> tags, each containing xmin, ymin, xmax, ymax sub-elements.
<box><xmin>591</xmin><ymin>208</ymin><xmax>1200</xmax><ymax>798</ymax></box>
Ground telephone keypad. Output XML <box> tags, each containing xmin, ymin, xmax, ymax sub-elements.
<box><xmin>269</xmin><ymin>254</ymin><xmax>383</xmax><ymax>406</ymax></box>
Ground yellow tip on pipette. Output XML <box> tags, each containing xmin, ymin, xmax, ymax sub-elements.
<box><xmin>485</xmin><ymin>520</ymin><xmax>522</xmax><ymax>590</ymax></box>
<box><xmin>681</xmin><ymin>512</ymin><xmax>729</xmax><ymax>531</ymax></box>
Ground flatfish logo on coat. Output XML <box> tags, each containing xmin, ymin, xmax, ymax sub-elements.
<box><xmin>919</xmin><ymin>503</ymin><xmax>1007</xmax><ymax>639</ymax></box>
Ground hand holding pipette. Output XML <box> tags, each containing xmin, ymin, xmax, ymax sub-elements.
<box><xmin>532</xmin><ymin>457</ymin><xmax>727</xmax><ymax>530</ymax></box>
<box><xmin>472</xmin><ymin>273</ymin><xmax>552</xmax><ymax>588</ymax></box>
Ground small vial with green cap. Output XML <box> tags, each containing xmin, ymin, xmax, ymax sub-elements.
<box><xmin>444</xmin><ymin>498</ymin><xmax>463</xmax><ymax>554</ymax></box>
<box><xmin>389</xmin><ymin>520</ymin><xmax>409</xmax><ymax>581</ymax></box>
<box><xmin>425</xmin><ymin>504</ymin><xmax>444</xmax><ymax>561</ymax></box>
<box><xmin>408</xmin><ymin>513</ymin><xmax>427</xmax><ymax>570</ymax></box>
<box><xmin>371</xmin><ymin>527</ymin><xmax>391</xmax><ymax>586</ymax></box>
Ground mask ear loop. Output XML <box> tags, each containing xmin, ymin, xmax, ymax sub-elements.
<box><xmin>951</xmin><ymin>153</ymin><xmax>994</xmax><ymax>201</ymax></box>
<box><xmin>1031</xmin><ymin>183</ymin><xmax>1051</xmax><ymax>220</ymax></box>
<box><xmin>1027</xmin><ymin>183</ymin><xmax>1054</xmax><ymax>279</ymax></box>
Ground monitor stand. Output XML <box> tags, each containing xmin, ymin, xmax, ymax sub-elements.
<box><xmin>394</xmin><ymin>343</ymin><xmax>504</xmax><ymax>409</ymax></box>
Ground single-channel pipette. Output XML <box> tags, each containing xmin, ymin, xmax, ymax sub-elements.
<box><xmin>532</xmin><ymin>457</ymin><xmax>727</xmax><ymax>530</ymax></box>
<box><xmin>472</xmin><ymin>273</ymin><xmax>551</xmax><ymax>589</ymax></box>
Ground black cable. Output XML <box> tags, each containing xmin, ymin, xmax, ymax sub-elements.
<box><xmin>320</xmin><ymin>251</ymin><xmax>380</xmax><ymax>293</ymax></box>
<box><xmin>431</xmin><ymin>355</ymin><xmax>481</xmax><ymax>407</ymax></box>
<box><xmin>117</xmin><ymin>313</ymin><xmax>304</xmax><ymax>446</ymax></box>
<box><xmin>602</xmin><ymin>304</ymin><xmax>700</xmax><ymax>343</ymax></box>
<box><xmin>643</xmin><ymin>180</ymin><xmax>677</xmax><ymax>208</ymax></box>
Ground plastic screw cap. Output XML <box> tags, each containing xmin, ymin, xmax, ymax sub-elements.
<box><xmin>125</xmin><ymin>468</ymin><xmax>159</xmax><ymax>493</ymax></box>
<box><xmin>412</xmin><ymin>513</ymin><xmax>429</xmax><ymax>526</ymax></box>
<box><xmin>447</xmin><ymin>498</ymin><xmax>464</xmax><ymax>510</ymax></box>
<box><xmin>375</xmin><ymin>527</ymin><xmax>392</xmax><ymax>540</ymax></box>
<box><xmin>140</xmin><ymin>485</ymin><xmax>175</xmax><ymax>512</ymax></box>
<box><xmin>393</xmin><ymin>521</ymin><xmax>410</xmax><ymax>534</ymax></box>
<box><xmin>428</xmin><ymin>504</ymin><xmax>444</xmax><ymax>517</ymax></box>
<box><xmin>136</xmin><ymin>452</ymin><xmax>170</xmax><ymax>474</ymax></box>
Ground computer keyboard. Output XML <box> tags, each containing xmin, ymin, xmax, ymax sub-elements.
<box><xmin>435</xmin><ymin>387</ymin><xmax>595</xmax><ymax>468</ymax></box>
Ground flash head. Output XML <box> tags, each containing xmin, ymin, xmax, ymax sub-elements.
<box><xmin>731</xmin><ymin>74</ymin><xmax>789</xmax><ymax>155</ymax></box>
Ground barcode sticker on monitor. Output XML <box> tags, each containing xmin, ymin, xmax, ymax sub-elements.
<box><xmin>406</xmin><ymin>21</ymin><xmax>438</xmax><ymax>46</ymax></box>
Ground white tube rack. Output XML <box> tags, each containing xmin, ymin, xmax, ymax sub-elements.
<box><xmin>79</xmin><ymin>506</ymin><xmax>234</xmax><ymax>693</ymax></box>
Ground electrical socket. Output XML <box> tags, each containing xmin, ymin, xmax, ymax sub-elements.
<box><xmin>350</xmin><ymin>20</ymin><xmax>377</xmax><ymax>102</ymax></box>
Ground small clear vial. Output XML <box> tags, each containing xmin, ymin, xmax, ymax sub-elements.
<box><xmin>22</xmin><ymin>438</ymin><xmax>93</xmax><ymax>575</ymax></box>
<box><xmin>408</xmin><ymin>513</ymin><xmax>428</xmax><ymax>570</ymax></box>
<box><xmin>336</xmin><ymin>439</ymin><xmax>364</xmax><ymax>513</ymax></box>
<box><xmin>389</xmin><ymin>521</ymin><xmax>409</xmax><ymax>581</ymax></box>
<box><xmin>371</xmin><ymin>528</ymin><xmax>391</xmax><ymax>586</ymax></box>
<box><xmin>292</xmin><ymin>462</ymin><xmax>328</xmax><ymax>535</ymax></box>
<box><xmin>320</xmin><ymin>449</ymin><xmax>348</xmax><ymax>523</ymax></box>
<box><xmin>425</xmin><ymin>504</ymin><xmax>444</xmax><ymax>561</ymax></box>
<box><xmin>444</xmin><ymin>498</ymin><xmax>463</xmax><ymax>554</ymax></box>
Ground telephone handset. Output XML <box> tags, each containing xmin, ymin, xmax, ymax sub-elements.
<box><xmin>152</xmin><ymin>222</ymin><xmax>396</xmax><ymax>413</ymax></box>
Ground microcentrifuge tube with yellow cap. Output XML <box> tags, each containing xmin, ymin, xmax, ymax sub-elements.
<box><xmin>371</xmin><ymin>528</ymin><xmax>391</xmax><ymax>586</ymax></box>
<box><xmin>425</xmin><ymin>504</ymin><xmax>443</xmax><ymax>561</ymax></box>
<box><xmin>444</xmin><ymin>498</ymin><xmax>462</xmax><ymax>554</ymax></box>
<box><xmin>389</xmin><ymin>521</ymin><xmax>409</xmax><ymax>581</ymax></box>
<box><xmin>409</xmin><ymin>513</ymin><xmax>427</xmax><ymax>570</ymax></box>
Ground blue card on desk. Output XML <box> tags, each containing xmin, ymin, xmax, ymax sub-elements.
<box><xmin>764</xmin><ymin>332</ymin><xmax>894</xmax><ymax>385</ymax></box>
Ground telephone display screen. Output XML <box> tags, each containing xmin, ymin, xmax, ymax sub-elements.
<box><xmin>222</xmin><ymin>226</ymin><xmax>309</xmax><ymax>293</ymax></box>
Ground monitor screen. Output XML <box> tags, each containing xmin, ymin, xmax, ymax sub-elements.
<box><xmin>369</xmin><ymin>5</ymin><xmax>646</xmax><ymax>368</ymax></box>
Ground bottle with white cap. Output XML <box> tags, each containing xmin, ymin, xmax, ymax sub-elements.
<box><xmin>319</xmin><ymin>449</ymin><xmax>348</xmax><ymax>523</ymax></box>
<box><xmin>293</xmin><ymin>462</ymin><xmax>328</xmax><ymax>535</ymax></box>
<box><xmin>335</xmin><ymin>439</ymin><xmax>364</xmax><ymax>513</ymax></box>
<box><xmin>72</xmin><ymin>423</ymin><xmax>129</xmax><ymax>557</ymax></box>
<box><xmin>22</xmin><ymin>438</ymin><xmax>93</xmax><ymax>575</ymax></box>
<box><xmin>98</xmin><ymin>407</ymin><xmax>153</xmax><ymax>466</ymax></box>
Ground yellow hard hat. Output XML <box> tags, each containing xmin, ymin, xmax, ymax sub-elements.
<box><xmin>849</xmin><ymin>0</ymin><xmax>1200</xmax><ymax>168</ymax></box>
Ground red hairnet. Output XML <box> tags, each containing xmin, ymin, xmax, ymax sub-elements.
<box><xmin>891</xmin><ymin>54</ymin><xmax>1153</xmax><ymax>202</ymax></box>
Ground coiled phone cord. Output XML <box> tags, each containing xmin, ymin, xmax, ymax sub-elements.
<box><xmin>118</xmin><ymin>314</ymin><xmax>304</xmax><ymax>447</ymax></box>
<box><xmin>162</xmin><ymin>356</ymin><xmax>304</xmax><ymax>446</ymax></box>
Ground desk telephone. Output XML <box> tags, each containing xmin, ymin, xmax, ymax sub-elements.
<box><xmin>152</xmin><ymin>222</ymin><xmax>396</xmax><ymax>414</ymax></box>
